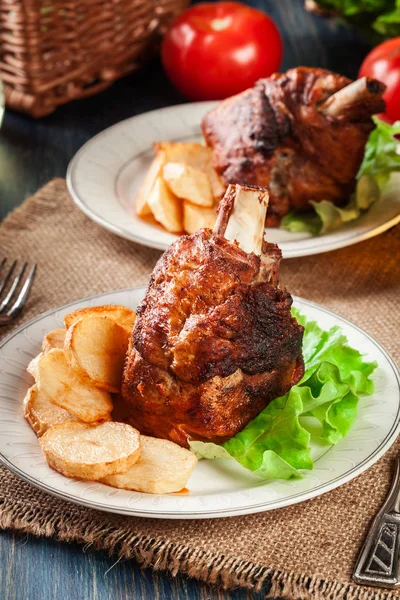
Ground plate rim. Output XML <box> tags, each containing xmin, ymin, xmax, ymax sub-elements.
<box><xmin>66</xmin><ymin>101</ymin><xmax>400</xmax><ymax>258</ymax></box>
<box><xmin>66</xmin><ymin>102</ymin><xmax>216</xmax><ymax>252</ymax></box>
<box><xmin>0</xmin><ymin>287</ymin><xmax>399</xmax><ymax>519</ymax></box>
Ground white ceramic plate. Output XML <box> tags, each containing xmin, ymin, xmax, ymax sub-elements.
<box><xmin>67</xmin><ymin>102</ymin><xmax>400</xmax><ymax>258</ymax></box>
<box><xmin>0</xmin><ymin>288</ymin><xmax>399</xmax><ymax>519</ymax></box>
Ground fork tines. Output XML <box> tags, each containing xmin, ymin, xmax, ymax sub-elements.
<box><xmin>0</xmin><ymin>258</ymin><xmax>37</xmax><ymax>325</ymax></box>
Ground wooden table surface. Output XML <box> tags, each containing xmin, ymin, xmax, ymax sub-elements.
<box><xmin>0</xmin><ymin>1</ymin><xmax>371</xmax><ymax>598</ymax></box>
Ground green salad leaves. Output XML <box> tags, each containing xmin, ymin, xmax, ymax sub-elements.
<box><xmin>310</xmin><ymin>1</ymin><xmax>400</xmax><ymax>38</ymax></box>
<box><xmin>281</xmin><ymin>117</ymin><xmax>400</xmax><ymax>235</ymax></box>
<box><xmin>189</xmin><ymin>309</ymin><xmax>377</xmax><ymax>480</ymax></box>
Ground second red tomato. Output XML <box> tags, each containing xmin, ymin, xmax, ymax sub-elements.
<box><xmin>359</xmin><ymin>37</ymin><xmax>400</xmax><ymax>123</ymax></box>
<box><xmin>161</xmin><ymin>1</ymin><xmax>283</xmax><ymax>101</ymax></box>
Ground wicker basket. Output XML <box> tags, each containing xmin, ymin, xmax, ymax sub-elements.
<box><xmin>0</xmin><ymin>0</ymin><xmax>189</xmax><ymax>117</ymax></box>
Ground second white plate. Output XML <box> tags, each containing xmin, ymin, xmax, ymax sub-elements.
<box><xmin>67</xmin><ymin>102</ymin><xmax>400</xmax><ymax>258</ymax></box>
<box><xmin>0</xmin><ymin>287</ymin><xmax>399</xmax><ymax>519</ymax></box>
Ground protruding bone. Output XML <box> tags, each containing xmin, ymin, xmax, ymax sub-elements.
<box><xmin>319</xmin><ymin>77</ymin><xmax>386</xmax><ymax>119</ymax></box>
<box><xmin>213</xmin><ymin>184</ymin><xmax>269</xmax><ymax>256</ymax></box>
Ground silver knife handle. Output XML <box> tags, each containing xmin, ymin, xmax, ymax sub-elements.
<box><xmin>353</xmin><ymin>457</ymin><xmax>400</xmax><ymax>588</ymax></box>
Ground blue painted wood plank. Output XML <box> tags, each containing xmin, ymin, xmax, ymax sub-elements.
<box><xmin>0</xmin><ymin>530</ymin><xmax>263</xmax><ymax>600</ymax></box>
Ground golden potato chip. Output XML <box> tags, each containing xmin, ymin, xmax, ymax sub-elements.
<box><xmin>27</xmin><ymin>353</ymin><xmax>43</xmax><ymax>380</ymax></box>
<box><xmin>135</xmin><ymin>152</ymin><xmax>166</xmax><ymax>217</ymax></box>
<box><xmin>183</xmin><ymin>201</ymin><xmax>217</xmax><ymax>235</ymax></box>
<box><xmin>155</xmin><ymin>142</ymin><xmax>225</xmax><ymax>199</ymax></box>
<box><xmin>36</xmin><ymin>349</ymin><xmax>113</xmax><ymax>422</ymax></box>
<box><xmin>64</xmin><ymin>315</ymin><xmax>130</xmax><ymax>393</ymax></box>
<box><xmin>42</xmin><ymin>329</ymin><xmax>66</xmax><ymax>354</ymax></box>
<box><xmin>100</xmin><ymin>435</ymin><xmax>197</xmax><ymax>494</ymax></box>
<box><xmin>23</xmin><ymin>384</ymin><xmax>79</xmax><ymax>437</ymax></box>
<box><xmin>40</xmin><ymin>421</ymin><xmax>141</xmax><ymax>480</ymax></box>
<box><xmin>163</xmin><ymin>162</ymin><xmax>213</xmax><ymax>207</ymax></box>
<box><xmin>64</xmin><ymin>305</ymin><xmax>135</xmax><ymax>334</ymax></box>
<box><xmin>147</xmin><ymin>176</ymin><xmax>182</xmax><ymax>233</ymax></box>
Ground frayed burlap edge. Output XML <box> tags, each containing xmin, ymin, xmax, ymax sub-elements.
<box><xmin>0</xmin><ymin>494</ymin><xmax>394</xmax><ymax>600</ymax></box>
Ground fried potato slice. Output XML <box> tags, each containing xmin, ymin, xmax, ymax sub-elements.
<box><xmin>27</xmin><ymin>352</ymin><xmax>43</xmax><ymax>380</ymax></box>
<box><xmin>23</xmin><ymin>384</ymin><xmax>79</xmax><ymax>437</ymax></box>
<box><xmin>64</xmin><ymin>305</ymin><xmax>135</xmax><ymax>334</ymax></box>
<box><xmin>155</xmin><ymin>142</ymin><xmax>225</xmax><ymax>199</ymax></box>
<box><xmin>64</xmin><ymin>315</ymin><xmax>130</xmax><ymax>393</ymax></box>
<box><xmin>147</xmin><ymin>176</ymin><xmax>182</xmax><ymax>233</ymax></box>
<box><xmin>135</xmin><ymin>152</ymin><xmax>166</xmax><ymax>217</ymax></box>
<box><xmin>42</xmin><ymin>328</ymin><xmax>66</xmax><ymax>354</ymax></box>
<box><xmin>39</xmin><ymin>421</ymin><xmax>141</xmax><ymax>480</ymax></box>
<box><xmin>36</xmin><ymin>349</ymin><xmax>113</xmax><ymax>422</ymax></box>
<box><xmin>207</xmin><ymin>168</ymin><xmax>225</xmax><ymax>200</ymax></box>
<box><xmin>100</xmin><ymin>435</ymin><xmax>197</xmax><ymax>494</ymax></box>
<box><xmin>163</xmin><ymin>162</ymin><xmax>213</xmax><ymax>207</ymax></box>
<box><xmin>183</xmin><ymin>201</ymin><xmax>217</xmax><ymax>235</ymax></box>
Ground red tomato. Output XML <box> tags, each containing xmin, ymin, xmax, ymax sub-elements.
<box><xmin>161</xmin><ymin>1</ymin><xmax>283</xmax><ymax>100</ymax></box>
<box><xmin>359</xmin><ymin>37</ymin><xmax>400</xmax><ymax>123</ymax></box>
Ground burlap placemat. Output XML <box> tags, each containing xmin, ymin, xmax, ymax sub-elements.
<box><xmin>1</xmin><ymin>179</ymin><xmax>399</xmax><ymax>600</ymax></box>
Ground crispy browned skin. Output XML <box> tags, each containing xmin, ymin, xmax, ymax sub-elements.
<box><xmin>202</xmin><ymin>67</ymin><xmax>385</xmax><ymax>226</ymax></box>
<box><xmin>121</xmin><ymin>229</ymin><xmax>304</xmax><ymax>447</ymax></box>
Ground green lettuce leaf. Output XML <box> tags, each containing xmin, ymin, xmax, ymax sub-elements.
<box><xmin>280</xmin><ymin>211</ymin><xmax>322</xmax><ymax>235</ymax></box>
<box><xmin>312</xmin><ymin>0</ymin><xmax>391</xmax><ymax>20</ymax></box>
<box><xmin>222</xmin><ymin>391</ymin><xmax>313</xmax><ymax>478</ymax></box>
<box><xmin>357</xmin><ymin>117</ymin><xmax>400</xmax><ymax>184</ymax></box>
<box><xmin>374</xmin><ymin>2</ymin><xmax>400</xmax><ymax>37</ymax></box>
<box><xmin>292</xmin><ymin>308</ymin><xmax>377</xmax><ymax>386</ymax></box>
<box><xmin>281</xmin><ymin>175</ymin><xmax>380</xmax><ymax>235</ymax></box>
<box><xmin>190</xmin><ymin>441</ymin><xmax>232</xmax><ymax>460</ymax></box>
<box><xmin>280</xmin><ymin>118</ymin><xmax>400</xmax><ymax>235</ymax></box>
<box><xmin>190</xmin><ymin>309</ymin><xmax>377</xmax><ymax>480</ymax></box>
<box><xmin>309</xmin><ymin>1</ymin><xmax>400</xmax><ymax>37</ymax></box>
<box><xmin>191</xmin><ymin>390</ymin><xmax>312</xmax><ymax>480</ymax></box>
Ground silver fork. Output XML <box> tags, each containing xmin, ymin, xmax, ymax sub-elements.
<box><xmin>353</xmin><ymin>455</ymin><xmax>400</xmax><ymax>588</ymax></box>
<box><xmin>0</xmin><ymin>258</ymin><xmax>37</xmax><ymax>326</ymax></box>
